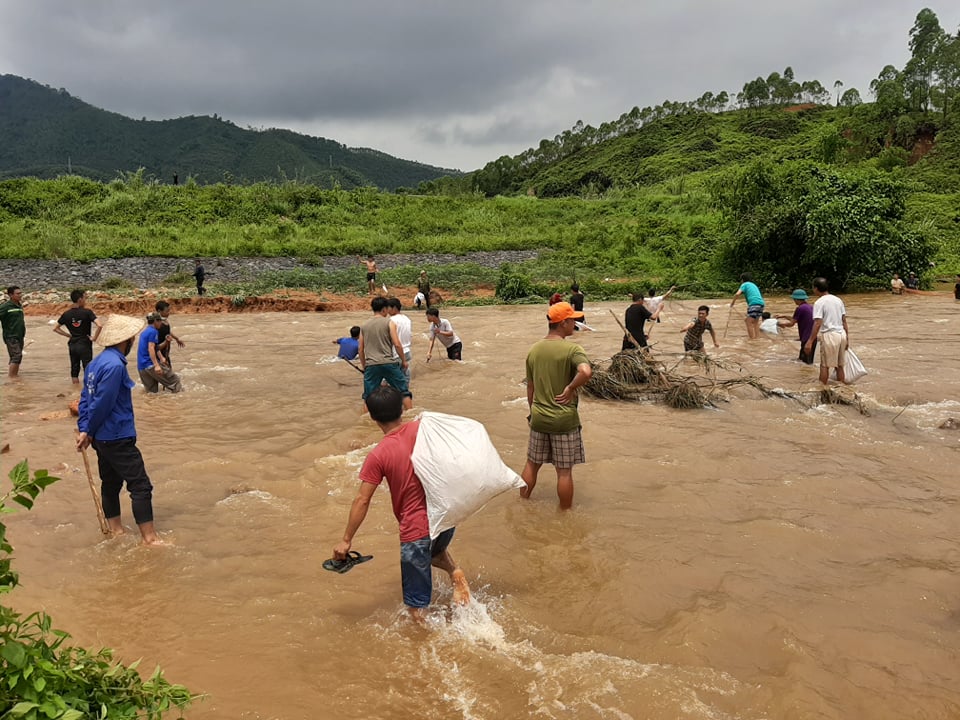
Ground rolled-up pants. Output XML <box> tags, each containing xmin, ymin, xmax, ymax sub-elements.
<box><xmin>92</xmin><ymin>437</ymin><xmax>154</xmax><ymax>524</ymax></box>
<box><xmin>139</xmin><ymin>365</ymin><xmax>182</xmax><ymax>393</ymax></box>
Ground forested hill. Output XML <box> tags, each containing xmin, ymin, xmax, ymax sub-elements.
<box><xmin>0</xmin><ymin>74</ymin><xmax>459</xmax><ymax>190</ymax></box>
<box><xmin>420</xmin><ymin>8</ymin><xmax>959</xmax><ymax>198</ymax></box>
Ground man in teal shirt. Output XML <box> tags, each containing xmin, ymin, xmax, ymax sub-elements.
<box><xmin>0</xmin><ymin>286</ymin><xmax>25</xmax><ymax>378</ymax></box>
<box><xmin>730</xmin><ymin>273</ymin><xmax>765</xmax><ymax>340</ymax></box>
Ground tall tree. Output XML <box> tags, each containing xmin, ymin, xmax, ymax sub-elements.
<box><xmin>903</xmin><ymin>8</ymin><xmax>945</xmax><ymax>112</ymax></box>
<box><xmin>834</xmin><ymin>80</ymin><xmax>844</xmax><ymax>106</ymax></box>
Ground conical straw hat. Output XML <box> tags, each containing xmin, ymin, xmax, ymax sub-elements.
<box><xmin>95</xmin><ymin>314</ymin><xmax>146</xmax><ymax>347</ymax></box>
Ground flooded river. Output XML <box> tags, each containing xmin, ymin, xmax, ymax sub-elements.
<box><xmin>1</xmin><ymin>292</ymin><xmax>958</xmax><ymax>719</ymax></box>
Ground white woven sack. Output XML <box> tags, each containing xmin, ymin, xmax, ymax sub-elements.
<box><xmin>411</xmin><ymin>411</ymin><xmax>525</xmax><ymax>539</ymax></box>
<box><xmin>830</xmin><ymin>348</ymin><xmax>867</xmax><ymax>384</ymax></box>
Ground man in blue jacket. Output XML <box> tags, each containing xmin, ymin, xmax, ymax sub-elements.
<box><xmin>76</xmin><ymin>314</ymin><xmax>163</xmax><ymax>545</ymax></box>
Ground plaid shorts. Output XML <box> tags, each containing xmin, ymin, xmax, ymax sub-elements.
<box><xmin>527</xmin><ymin>427</ymin><xmax>585</xmax><ymax>468</ymax></box>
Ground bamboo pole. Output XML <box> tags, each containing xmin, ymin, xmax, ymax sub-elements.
<box><xmin>80</xmin><ymin>447</ymin><xmax>110</xmax><ymax>535</ymax></box>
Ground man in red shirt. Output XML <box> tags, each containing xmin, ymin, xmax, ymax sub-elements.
<box><xmin>333</xmin><ymin>386</ymin><xmax>471</xmax><ymax>620</ymax></box>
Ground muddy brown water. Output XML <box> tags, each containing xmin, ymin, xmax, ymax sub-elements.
<box><xmin>1</xmin><ymin>293</ymin><xmax>958</xmax><ymax>720</ymax></box>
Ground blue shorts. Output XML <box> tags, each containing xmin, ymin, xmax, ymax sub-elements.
<box><xmin>399</xmin><ymin>528</ymin><xmax>455</xmax><ymax>608</ymax></box>
<box><xmin>362</xmin><ymin>362</ymin><xmax>411</xmax><ymax>399</ymax></box>
<box><xmin>746</xmin><ymin>304</ymin><xmax>765</xmax><ymax>319</ymax></box>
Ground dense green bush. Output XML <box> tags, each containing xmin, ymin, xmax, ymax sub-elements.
<box><xmin>711</xmin><ymin>160</ymin><xmax>935</xmax><ymax>289</ymax></box>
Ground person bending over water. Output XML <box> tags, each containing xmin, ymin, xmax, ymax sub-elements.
<box><xmin>333</xmin><ymin>386</ymin><xmax>470</xmax><ymax>621</ymax></box>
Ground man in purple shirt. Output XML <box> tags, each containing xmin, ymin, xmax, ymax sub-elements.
<box><xmin>776</xmin><ymin>289</ymin><xmax>816</xmax><ymax>364</ymax></box>
<box><xmin>77</xmin><ymin>314</ymin><xmax>163</xmax><ymax>545</ymax></box>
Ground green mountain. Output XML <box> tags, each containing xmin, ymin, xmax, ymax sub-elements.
<box><xmin>0</xmin><ymin>74</ymin><xmax>459</xmax><ymax>190</ymax></box>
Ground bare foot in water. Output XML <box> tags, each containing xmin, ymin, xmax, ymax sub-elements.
<box><xmin>451</xmin><ymin>569</ymin><xmax>471</xmax><ymax>606</ymax></box>
<box><xmin>142</xmin><ymin>537</ymin><xmax>169</xmax><ymax>547</ymax></box>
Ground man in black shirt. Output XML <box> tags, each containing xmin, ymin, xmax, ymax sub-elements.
<box><xmin>54</xmin><ymin>289</ymin><xmax>101</xmax><ymax>384</ymax></box>
<box><xmin>621</xmin><ymin>293</ymin><xmax>660</xmax><ymax>351</ymax></box>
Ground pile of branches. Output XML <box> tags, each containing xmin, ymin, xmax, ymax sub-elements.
<box><xmin>583</xmin><ymin>350</ymin><xmax>868</xmax><ymax>413</ymax></box>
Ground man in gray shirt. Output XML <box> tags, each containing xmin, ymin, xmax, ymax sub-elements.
<box><xmin>359</xmin><ymin>296</ymin><xmax>412</xmax><ymax>412</ymax></box>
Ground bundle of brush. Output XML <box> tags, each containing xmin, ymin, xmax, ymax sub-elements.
<box><xmin>608</xmin><ymin>350</ymin><xmax>670</xmax><ymax>387</ymax></box>
<box><xmin>584</xmin><ymin>351</ymin><xmax>672</xmax><ymax>401</ymax></box>
<box><xmin>663</xmin><ymin>380</ymin><xmax>707</xmax><ymax>409</ymax></box>
<box><xmin>582</xmin><ymin>366</ymin><xmax>640</xmax><ymax>400</ymax></box>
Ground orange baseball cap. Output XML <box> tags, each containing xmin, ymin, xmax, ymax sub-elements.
<box><xmin>547</xmin><ymin>301</ymin><xmax>584</xmax><ymax>323</ymax></box>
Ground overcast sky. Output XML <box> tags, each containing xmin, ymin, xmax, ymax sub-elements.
<box><xmin>1</xmin><ymin>1</ymin><xmax>958</xmax><ymax>172</ymax></box>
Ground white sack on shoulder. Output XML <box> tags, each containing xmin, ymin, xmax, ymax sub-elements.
<box><xmin>830</xmin><ymin>348</ymin><xmax>867</xmax><ymax>384</ymax></box>
<box><xmin>411</xmin><ymin>411</ymin><xmax>525</xmax><ymax>539</ymax></box>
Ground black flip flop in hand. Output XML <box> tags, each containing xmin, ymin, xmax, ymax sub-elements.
<box><xmin>323</xmin><ymin>550</ymin><xmax>373</xmax><ymax>574</ymax></box>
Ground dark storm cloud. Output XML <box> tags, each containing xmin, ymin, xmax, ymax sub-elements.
<box><xmin>1</xmin><ymin>0</ymin><xmax>958</xmax><ymax>168</ymax></box>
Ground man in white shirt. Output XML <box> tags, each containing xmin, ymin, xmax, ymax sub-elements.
<box><xmin>426</xmin><ymin>308</ymin><xmax>462</xmax><ymax>361</ymax></box>
<box><xmin>643</xmin><ymin>285</ymin><xmax>675</xmax><ymax>338</ymax></box>
<box><xmin>387</xmin><ymin>297</ymin><xmax>413</xmax><ymax>382</ymax></box>
<box><xmin>804</xmin><ymin>277</ymin><xmax>849</xmax><ymax>384</ymax></box>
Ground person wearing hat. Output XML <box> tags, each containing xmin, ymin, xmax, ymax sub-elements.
<box><xmin>776</xmin><ymin>289</ymin><xmax>816</xmax><ymax>364</ymax></box>
<box><xmin>415</xmin><ymin>270</ymin><xmax>431</xmax><ymax>310</ymax></box>
<box><xmin>904</xmin><ymin>272</ymin><xmax>920</xmax><ymax>291</ymax></box>
<box><xmin>520</xmin><ymin>301</ymin><xmax>592</xmax><ymax>510</ymax></box>
<box><xmin>76</xmin><ymin>314</ymin><xmax>163</xmax><ymax>545</ymax></box>
<box><xmin>137</xmin><ymin>312</ymin><xmax>182</xmax><ymax>393</ymax></box>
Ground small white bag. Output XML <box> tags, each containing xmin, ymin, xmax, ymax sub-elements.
<box><xmin>830</xmin><ymin>348</ymin><xmax>867</xmax><ymax>384</ymax></box>
<box><xmin>411</xmin><ymin>411</ymin><xmax>525</xmax><ymax>539</ymax></box>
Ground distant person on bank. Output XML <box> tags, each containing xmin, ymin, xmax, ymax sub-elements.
<box><xmin>776</xmin><ymin>289</ymin><xmax>816</xmax><ymax>364</ymax></box>
<box><xmin>360</xmin><ymin>255</ymin><xmax>379</xmax><ymax>294</ymax></box>
<box><xmin>521</xmin><ymin>302</ymin><xmax>592</xmax><ymax>510</ymax></box>
<box><xmin>193</xmin><ymin>259</ymin><xmax>206</xmax><ymax>296</ymax></box>
<box><xmin>137</xmin><ymin>313</ymin><xmax>183</xmax><ymax>393</ymax></box>
<box><xmin>76</xmin><ymin>314</ymin><xmax>164</xmax><ymax>545</ymax></box>
<box><xmin>730</xmin><ymin>273</ymin><xmax>765</xmax><ymax>340</ymax></box>
<box><xmin>54</xmin><ymin>289</ymin><xmax>102</xmax><ymax>384</ymax></box>
<box><xmin>332</xmin><ymin>385</ymin><xmax>471</xmax><ymax>621</ymax></box>
<box><xmin>804</xmin><ymin>277</ymin><xmax>849</xmax><ymax>385</ymax></box>
<box><xmin>0</xmin><ymin>285</ymin><xmax>26</xmax><ymax>378</ymax></box>
<box><xmin>415</xmin><ymin>270</ymin><xmax>432</xmax><ymax>310</ymax></box>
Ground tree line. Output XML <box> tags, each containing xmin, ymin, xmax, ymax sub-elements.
<box><xmin>420</xmin><ymin>8</ymin><xmax>959</xmax><ymax>198</ymax></box>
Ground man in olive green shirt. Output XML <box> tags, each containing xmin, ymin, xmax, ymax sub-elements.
<box><xmin>0</xmin><ymin>286</ymin><xmax>25</xmax><ymax>378</ymax></box>
<box><xmin>521</xmin><ymin>302</ymin><xmax>592</xmax><ymax>509</ymax></box>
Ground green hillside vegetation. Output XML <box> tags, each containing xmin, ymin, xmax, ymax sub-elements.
<box><xmin>0</xmin><ymin>74</ymin><xmax>458</xmax><ymax>190</ymax></box>
<box><xmin>1</xmin><ymin>9</ymin><xmax>958</xmax><ymax>300</ymax></box>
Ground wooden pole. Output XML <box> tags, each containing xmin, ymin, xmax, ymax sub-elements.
<box><xmin>80</xmin><ymin>447</ymin><xmax>110</xmax><ymax>535</ymax></box>
<box><xmin>722</xmin><ymin>304</ymin><xmax>735</xmax><ymax>340</ymax></box>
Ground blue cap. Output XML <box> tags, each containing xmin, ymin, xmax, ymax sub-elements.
<box><xmin>791</xmin><ymin>289</ymin><xmax>808</xmax><ymax>300</ymax></box>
